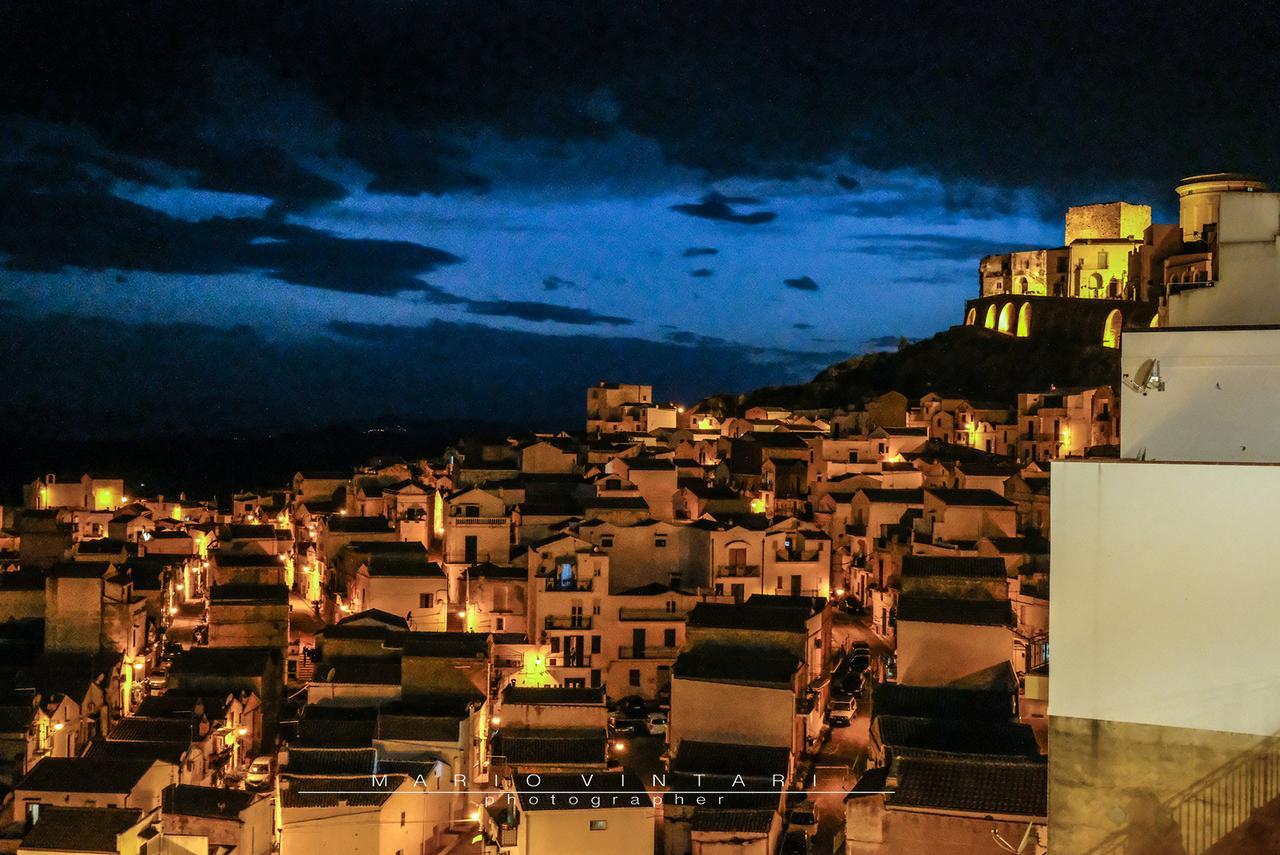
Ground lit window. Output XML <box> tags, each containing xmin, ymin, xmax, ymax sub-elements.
<box><xmin>590</xmin><ymin>820</ymin><xmax>608</xmax><ymax>831</ymax></box>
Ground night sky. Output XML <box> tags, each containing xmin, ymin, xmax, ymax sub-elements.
<box><xmin>2</xmin><ymin>1</ymin><xmax>1278</xmax><ymax>436</ymax></box>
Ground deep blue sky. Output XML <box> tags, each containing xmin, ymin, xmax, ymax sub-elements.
<box><xmin>0</xmin><ymin>1</ymin><xmax>1271</xmax><ymax>435</ymax></box>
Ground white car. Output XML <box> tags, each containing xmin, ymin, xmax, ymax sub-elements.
<box><xmin>145</xmin><ymin>668</ymin><xmax>168</xmax><ymax>694</ymax></box>
<box><xmin>829</xmin><ymin>696</ymin><xmax>856</xmax><ymax>725</ymax></box>
<box><xmin>245</xmin><ymin>756</ymin><xmax>274</xmax><ymax>789</ymax></box>
<box><xmin>645</xmin><ymin>712</ymin><xmax>668</xmax><ymax>736</ymax></box>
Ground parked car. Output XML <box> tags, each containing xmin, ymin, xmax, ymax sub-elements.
<box><xmin>145</xmin><ymin>668</ymin><xmax>168</xmax><ymax>693</ymax></box>
<box><xmin>245</xmin><ymin>755</ymin><xmax>274</xmax><ymax>789</ymax></box>
<box><xmin>645</xmin><ymin>712</ymin><xmax>668</xmax><ymax>736</ymax></box>
<box><xmin>613</xmin><ymin>695</ymin><xmax>647</xmax><ymax>718</ymax></box>
<box><xmin>837</xmin><ymin>670</ymin><xmax>864</xmax><ymax>697</ymax></box>
<box><xmin>829</xmin><ymin>696</ymin><xmax>856</xmax><ymax>726</ymax></box>
<box><xmin>837</xmin><ymin>599</ymin><xmax>865</xmax><ymax>616</ymax></box>
<box><xmin>608</xmin><ymin>713</ymin><xmax>641</xmax><ymax>735</ymax></box>
<box><xmin>787</xmin><ymin>800</ymin><xmax>819</xmax><ymax>838</ymax></box>
<box><xmin>781</xmin><ymin>829</ymin><xmax>812</xmax><ymax>854</ymax></box>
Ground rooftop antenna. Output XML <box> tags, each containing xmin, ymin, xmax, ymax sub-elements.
<box><xmin>991</xmin><ymin>822</ymin><xmax>1039</xmax><ymax>853</ymax></box>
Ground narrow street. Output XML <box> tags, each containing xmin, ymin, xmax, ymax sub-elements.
<box><xmin>808</xmin><ymin>609</ymin><xmax>894</xmax><ymax>854</ymax></box>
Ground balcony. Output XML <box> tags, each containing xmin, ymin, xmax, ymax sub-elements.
<box><xmin>543</xmin><ymin>577</ymin><xmax>593</xmax><ymax>592</ymax></box>
<box><xmin>618</xmin><ymin>608</ymin><xmax>685</xmax><ymax>622</ymax></box>
<box><xmin>549</xmin><ymin>654</ymin><xmax>593</xmax><ymax>668</ymax></box>
<box><xmin>544</xmin><ymin>615</ymin><xmax>592</xmax><ymax>630</ymax></box>
<box><xmin>715</xmin><ymin>564</ymin><xmax>760</xmax><ymax>578</ymax></box>
<box><xmin>618</xmin><ymin>645</ymin><xmax>680</xmax><ymax>660</ymax></box>
<box><xmin>450</xmin><ymin>515</ymin><xmax>508</xmax><ymax>526</ymax></box>
<box><xmin>775</xmin><ymin>549</ymin><xmax>824</xmax><ymax>563</ymax></box>
<box><xmin>774</xmin><ymin>587</ymin><xmax>822</xmax><ymax>598</ymax></box>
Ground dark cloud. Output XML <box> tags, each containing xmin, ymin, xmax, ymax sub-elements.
<box><xmin>541</xmin><ymin>275</ymin><xmax>576</xmax><ymax>291</ymax></box>
<box><xmin>865</xmin><ymin>335</ymin><xmax>914</xmax><ymax>349</ymax></box>
<box><xmin>847</xmin><ymin>234</ymin><xmax>1042</xmax><ymax>263</ymax></box>
<box><xmin>783</xmin><ymin>275</ymin><xmax>819</xmax><ymax>292</ymax></box>
<box><xmin>671</xmin><ymin>192</ymin><xmax>777</xmax><ymax>225</ymax></box>
<box><xmin>682</xmin><ymin>247</ymin><xmax>719</xmax><ymax>258</ymax></box>
<box><xmin>464</xmin><ymin>300</ymin><xmax>631</xmax><ymax>326</ymax></box>
<box><xmin>836</xmin><ymin>173</ymin><xmax>861</xmax><ymax>191</ymax></box>
<box><xmin>793</xmin><ymin>322</ymin><xmax>812</xmax><ymax>329</ymax></box>
<box><xmin>189</xmin><ymin>145</ymin><xmax>347</xmax><ymax>218</ymax></box>
<box><xmin>0</xmin><ymin>174</ymin><xmax>461</xmax><ymax>296</ymax></box>
<box><xmin>338</xmin><ymin>119</ymin><xmax>491</xmax><ymax>196</ymax></box>
<box><xmin>689</xmin><ymin>268</ymin><xmax>714</xmax><ymax>278</ymax></box>
<box><xmin>1</xmin><ymin>2</ymin><xmax>1277</xmax><ymax>208</ymax></box>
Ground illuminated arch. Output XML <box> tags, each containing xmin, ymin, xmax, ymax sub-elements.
<box><xmin>1149</xmin><ymin>313</ymin><xmax>1160</xmax><ymax>328</ymax></box>
<box><xmin>1016</xmin><ymin>303</ymin><xmax>1032</xmax><ymax>337</ymax></box>
<box><xmin>965</xmin><ymin>307</ymin><xmax>977</xmax><ymax>326</ymax></box>
<box><xmin>997</xmin><ymin>302</ymin><xmax>1014</xmax><ymax>335</ymax></box>
<box><xmin>1102</xmin><ymin>309</ymin><xmax>1123</xmax><ymax>349</ymax></box>
<box><xmin>984</xmin><ymin>304</ymin><xmax>996</xmax><ymax>329</ymax></box>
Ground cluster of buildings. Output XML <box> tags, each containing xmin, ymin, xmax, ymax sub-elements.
<box><xmin>4</xmin><ymin>172</ymin><xmax>1279</xmax><ymax>853</ymax></box>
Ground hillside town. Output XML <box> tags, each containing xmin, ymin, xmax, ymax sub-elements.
<box><xmin>2</xmin><ymin>172</ymin><xmax>1279</xmax><ymax>855</ymax></box>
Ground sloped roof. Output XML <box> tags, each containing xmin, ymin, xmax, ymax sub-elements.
<box><xmin>18</xmin><ymin>756</ymin><xmax>156</xmax><ymax>794</ymax></box>
<box><xmin>897</xmin><ymin>597</ymin><xmax>1013</xmax><ymax>627</ymax></box>
<box><xmin>672</xmin><ymin>741</ymin><xmax>790</xmax><ymax>778</ymax></box>
<box><xmin>901</xmin><ymin>555</ymin><xmax>1006</xmax><ymax>580</ymax></box>
<box><xmin>501</xmin><ymin>686</ymin><xmax>605</xmax><ymax>706</ymax></box>
<box><xmin>21</xmin><ymin>806</ymin><xmax>142</xmax><ymax>852</ymax></box>
<box><xmin>887</xmin><ymin>755</ymin><xmax>1047</xmax><ymax>818</ymax></box>
<box><xmin>162</xmin><ymin>784</ymin><xmax>258</xmax><ymax>819</ymax></box>
<box><xmin>285</xmin><ymin>746</ymin><xmax>377</xmax><ymax>776</ymax></box>
<box><xmin>925</xmin><ymin>488</ymin><xmax>1015</xmax><ymax>508</ymax></box>
<box><xmin>495</xmin><ymin>727</ymin><xmax>605</xmax><ymax>766</ymax></box>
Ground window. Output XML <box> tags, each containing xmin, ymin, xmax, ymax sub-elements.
<box><xmin>419</xmin><ymin>593</ymin><xmax>434</xmax><ymax>609</ymax></box>
<box><xmin>655</xmin><ymin>536</ymin><xmax>667</xmax><ymax>548</ymax></box>
<box><xmin>551</xmin><ymin>637</ymin><xmax>561</xmax><ymax>653</ymax></box>
<box><xmin>600</xmin><ymin>535</ymin><xmax>614</xmax><ymax>547</ymax></box>
<box><xmin>629</xmin><ymin>669</ymin><xmax>641</xmax><ymax>686</ymax></box>
<box><xmin>1098</xmin><ymin>251</ymin><xmax>1109</xmax><ymax>267</ymax></box>
<box><xmin>590</xmin><ymin>820</ymin><xmax>608</xmax><ymax>831</ymax></box>
<box><xmin>495</xmin><ymin>617</ymin><xmax>505</xmax><ymax>631</ymax></box>
<box><xmin>665</xmin><ymin>600</ymin><xmax>676</xmax><ymax>613</ymax></box>
<box><xmin>591</xmin><ymin>635</ymin><xmax>601</xmax><ymax>653</ymax></box>
<box><xmin>663</xmin><ymin>628</ymin><xmax>677</xmax><ymax>647</ymax></box>
<box><xmin>400</xmin><ymin>812</ymin><xmax>406</xmax><ymax>827</ymax></box>
<box><xmin>592</xmin><ymin>603</ymin><xmax>600</xmax><ymax>615</ymax></box>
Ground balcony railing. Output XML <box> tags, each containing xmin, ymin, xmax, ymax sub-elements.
<box><xmin>450</xmin><ymin>515</ymin><xmax>508</xmax><ymax>526</ymax></box>
<box><xmin>544</xmin><ymin>615</ymin><xmax>592</xmax><ymax>630</ymax></box>
<box><xmin>543</xmin><ymin>578</ymin><xmax>593</xmax><ymax>592</ymax></box>
<box><xmin>775</xmin><ymin>587</ymin><xmax>822</xmax><ymax>598</ymax></box>
<box><xmin>775</xmin><ymin>549</ymin><xmax>823</xmax><ymax>563</ymax></box>
<box><xmin>618</xmin><ymin>608</ymin><xmax>685</xmax><ymax>622</ymax></box>
<box><xmin>715</xmin><ymin>564</ymin><xmax>760</xmax><ymax>578</ymax></box>
<box><xmin>617</xmin><ymin>645</ymin><xmax>680</xmax><ymax>660</ymax></box>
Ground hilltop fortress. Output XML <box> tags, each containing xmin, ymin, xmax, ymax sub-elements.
<box><xmin>964</xmin><ymin>173</ymin><xmax>1273</xmax><ymax>348</ymax></box>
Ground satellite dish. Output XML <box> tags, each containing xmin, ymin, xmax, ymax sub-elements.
<box><xmin>1133</xmin><ymin>359</ymin><xmax>1155</xmax><ymax>388</ymax></box>
<box><xmin>1123</xmin><ymin>359</ymin><xmax>1165</xmax><ymax>395</ymax></box>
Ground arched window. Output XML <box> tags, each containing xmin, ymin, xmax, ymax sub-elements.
<box><xmin>965</xmin><ymin>307</ymin><xmax>977</xmax><ymax>326</ymax></box>
<box><xmin>1194</xmin><ymin>269</ymin><xmax>1208</xmax><ymax>282</ymax></box>
<box><xmin>984</xmin><ymin>304</ymin><xmax>997</xmax><ymax>329</ymax></box>
<box><xmin>1017</xmin><ymin>276</ymin><xmax>1029</xmax><ymax>294</ymax></box>
<box><xmin>1016</xmin><ymin>303</ymin><xmax>1032</xmax><ymax>338</ymax></box>
<box><xmin>1089</xmin><ymin>272</ymin><xmax>1104</xmax><ymax>296</ymax></box>
<box><xmin>997</xmin><ymin>303</ymin><xmax>1014</xmax><ymax>334</ymax></box>
<box><xmin>1102</xmin><ymin>309</ymin><xmax>1123</xmax><ymax>349</ymax></box>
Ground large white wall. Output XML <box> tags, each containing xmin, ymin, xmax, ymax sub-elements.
<box><xmin>1051</xmin><ymin>460</ymin><xmax>1280</xmax><ymax>736</ymax></box>
<box><xmin>1121</xmin><ymin>327</ymin><xmax>1280</xmax><ymax>463</ymax></box>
